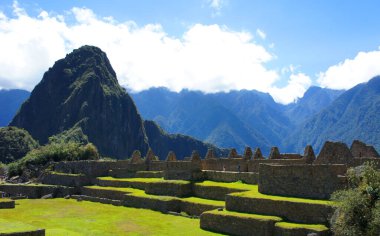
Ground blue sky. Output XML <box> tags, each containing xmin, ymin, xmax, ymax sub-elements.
<box><xmin>0</xmin><ymin>0</ymin><xmax>380</xmax><ymax>103</ymax></box>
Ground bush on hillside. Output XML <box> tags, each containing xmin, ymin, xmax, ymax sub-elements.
<box><xmin>7</xmin><ymin>141</ymin><xmax>99</xmax><ymax>178</ymax></box>
<box><xmin>331</xmin><ymin>162</ymin><xmax>380</xmax><ymax>236</ymax></box>
<box><xmin>0</xmin><ymin>126</ymin><xmax>39</xmax><ymax>164</ymax></box>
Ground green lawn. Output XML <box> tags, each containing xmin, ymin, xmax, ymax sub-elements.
<box><xmin>194</xmin><ymin>180</ymin><xmax>257</xmax><ymax>191</ymax></box>
<box><xmin>0</xmin><ymin>199</ymin><xmax>220</xmax><ymax>236</ymax></box>
<box><xmin>230</xmin><ymin>189</ymin><xmax>335</xmax><ymax>206</ymax></box>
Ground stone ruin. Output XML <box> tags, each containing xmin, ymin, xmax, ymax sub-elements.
<box><xmin>268</xmin><ymin>147</ymin><xmax>281</xmax><ymax>159</ymax></box>
<box><xmin>166</xmin><ymin>151</ymin><xmax>177</xmax><ymax>161</ymax></box>
<box><xmin>243</xmin><ymin>147</ymin><xmax>253</xmax><ymax>160</ymax></box>
<box><xmin>130</xmin><ymin>150</ymin><xmax>143</xmax><ymax>164</ymax></box>
<box><xmin>253</xmin><ymin>148</ymin><xmax>264</xmax><ymax>159</ymax></box>
<box><xmin>303</xmin><ymin>145</ymin><xmax>316</xmax><ymax>164</ymax></box>
<box><xmin>205</xmin><ymin>148</ymin><xmax>215</xmax><ymax>159</ymax></box>
<box><xmin>228</xmin><ymin>148</ymin><xmax>239</xmax><ymax>158</ymax></box>
<box><xmin>315</xmin><ymin>141</ymin><xmax>353</xmax><ymax>165</ymax></box>
<box><xmin>350</xmin><ymin>140</ymin><xmax>380</xmax><ymax>158</ymax></box>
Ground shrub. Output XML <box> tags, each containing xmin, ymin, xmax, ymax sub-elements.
<box><xmin>0</xmin><ymin>126</ymin><xmax>39</xmax><ymax>164</ymax></box>
<box><xmin>331</xmin><ymin>162</ymin><xmax>380</xmax><ymax>236</ymax></box>
<box><xmin>7</xmin><ymin>141</ymin><xmax>100</xmax><ymax>178</ymax></box>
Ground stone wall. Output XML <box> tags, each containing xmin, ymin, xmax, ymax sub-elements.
<box><xmin>258</xmin><ymin>164</ymin><xmax>347</xmax><ymax>199</ymax></box>
<box><xmin>248</xmin><ymin>159</ymin><xmax>306</xmax><ymax>172</ymax></box>
<box><xmin>201</xmin><ymin>158</ymin><xmax>248</xmax><ymax>172</ymax></box>
<box><xmin>0</xmin><ymin>199</ymin><xmax>15</xmax><ymax>208</ymax></box>
<box><xmin>350</xmin><ymin>140</ymin><xmax>379</xmax><ymax>158</ymax></box>
<box><xmin>193</xmin><ymin>184</ymin><xmax>247</xmax><ymax>201</ymax></box>
<box><xmin>351</xmin><ymin>157</ymin><xmax>380</xmax><ymax>168</ymax></box>
<box><xmin>226</xmin><ymin>194</ymin><xmax>335</xmax><ymax>224</ymax></box>
<box><xmin>41</xmin><ymin>172</ymin><xmax>91</xmax><ymax>187</ymax></box>
<box><xmin>200</xmin><ymin>210</ymin><xmax>281</xmax><ymax>236</ymax></box>
<box><xmin>145</xmin><ymin>181</ymin><xmax>193</xmax><ymax>197</ymax></box>
<box><xmin>0</xmin><ymin>184</ymin><xmax>76</xmax><ymax>198</ymax></box>
<box><xmin>54</xmin><ymin>160</ymin><xmax>120</xmax><ymax>177</ymax></box>
<box><xmin>203</xmin><ymin>170</ymin><xmax>258</xmax><ymax>184</ymax></box>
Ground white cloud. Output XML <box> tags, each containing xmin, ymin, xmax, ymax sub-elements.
<box><xmin>318</xmin><ymin>49</ymin><xmax>380</xmax><ymax>89</ymax></box>
<box><xmin>206</xmin><ymin>0</ymin><xmax>226</xmax><ymax>16</ymax></box>
<box><xmin>0</xmin><ymin>3</ymin><xmax>310</xmax><ymax>104</ymax></box>
<box><xmin>256</xmin><ymin>29</ymin><xmax>266</xmax><ymax>40</ymax></box>
<box><xmin>270</xmin><ymin>73</ymin><xmax>312</xmax><ymax>104</ymax></box>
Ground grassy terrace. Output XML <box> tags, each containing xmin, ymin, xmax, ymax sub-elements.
<box><xmin>0</xmin><ymin>219</ymin><xmax>41</xmax><ymax>234</ymax></box>
<box><xmin>275</xmin><ymin>222</ymin><xmax>329</xmax><ymax>231</ymax></box>
<box><xmin>98</xmin><ymin>177</ymin><xmax>190</xmax><ymax>185</ymax></box>
<box><xmin>230</xmin><ymin>189</ymin><xmax>335</xmax><ymax>206</ymax></box>
<box><xmin>50</xmin><ymin>171</ymin><xmax>84</xmax><ymax>176</ymax></box>
<box><xmin>181</xmin><ymin>197</ymin><xmax>224</xmax><ymax>207</ymax></box>
<box><xmin>205</xmin><ymin>209</ymin><xmax>282</xmax><ymax>221</ymax></box>
<box><xmin>84</xmin><ymin>185</ymin><xmax>225</xmax><ymax>206</ymax></box>
<box><xmin>0</xmin><ymin>198</ymin><xmax>13</xmax><ymax>202</ymax></box>
<box><xmin>0</xmin><ymin>199</ymin><xmax>220</xmax><ymax>236</ymax></box>
<box><xmin>194</xmin><ymin>180</ymin><xmax>257</xmax><ymax>191</ymax></box>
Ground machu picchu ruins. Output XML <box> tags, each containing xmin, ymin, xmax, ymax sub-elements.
<box><xmin>1</xmin><ymin>139</ymin><xmax>379</xmax><ymax>236</ymax></box>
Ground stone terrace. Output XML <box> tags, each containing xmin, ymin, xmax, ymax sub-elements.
<box><xmin>1</xmin><ymin>140</ymin><xmax>379</xmax><ymax>236</ymax></box>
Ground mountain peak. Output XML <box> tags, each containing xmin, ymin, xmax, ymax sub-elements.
<box><xmin>11</xmin><ymin>46</ymin><xmax>149</xmax><ymax>158</ymax></box>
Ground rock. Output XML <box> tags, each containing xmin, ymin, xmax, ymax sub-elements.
<box><xmin>64</xmin><ymin>195</ymin><xmax>70</xmax><ymax>199</ymax></box>
<box><xmin>41</xmin><ymin>193</ymin><xmax>53</xmax><ymax>199</ymax></box>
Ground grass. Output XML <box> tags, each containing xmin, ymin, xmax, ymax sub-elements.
<box><xmin>230</xmin><ymin>189</ymin><xmax>336</xmax><ymax>206</ymax></box>
<box><xmin>98</xmin><ymin>177</ymin><xmax>163</xmax><ymax>183</ymax></box>
<box><xmin>0</xmin><ymin>218</ymin><xmax>42</xmax><ymax>233</ymax></box>
<box><xmin>205</xmin><ymin>209</ymin><xmax>282</xmax><ymax>221</ymax></box>
<box><xmin>98</xmin><ymin>177</ymin><xmax>190</xmax><ymax>185</ymax></box>
<box><xmin>85</xmin><ymin>185</ymin><xmax>176</xmax><ymax>201</ymax></box>
<box><xmin>0</xmin><ymin>198</ymin><xmax>13</xmax><ymax>202</ymax></box>
<box><xmin>50</xmin><ymin>171</ymin><xmax>84</xmax><ymax>177</ymax></box>
<box><xmin>275</xmin><ymin>222</ymin><xmax>329</xmax><ymax>231</ymax></box>
<box><xmin>0</xmin><ymin>199</ymin><xmax>220</xmax><ymax>236</ymax></box>
<box><xmin>194</xmin><ymin>181</ymin><xmax>257</xmax><ymax>191</ymax></box>
<box><xmin>181</xmin><ymin>197</ymin><xmax>225</xmax><ymax>207</ymax></box>
<box><xmin>0</xmin><ymin>183</ymin><xmax>57</xmax><ymax>187</ymax></box>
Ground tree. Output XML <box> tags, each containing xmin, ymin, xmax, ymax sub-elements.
<box><xmin>0</xmin><ymin>126</ymin><xmax>39</xmax><ymax>164</ymax></box>
<box><xmin>331</xmin><ymin>162</ymin><xmax>380</xmax><ymax>236</ymax></box>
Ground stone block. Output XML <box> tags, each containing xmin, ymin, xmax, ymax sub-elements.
<box><xmin>145</xmin><ymin>181</ymin><xmax>192</xmax><ymax>197</ymax></box>
<box><xmin>200</xmin><ymin>209</ymin><xmax>282</xmax><ymax>236</ymax></box>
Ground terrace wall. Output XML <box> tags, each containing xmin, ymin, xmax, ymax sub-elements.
<box><xmin>258</xmin><ymin>164</ymin><xmax>347</xmax><ymax>199</ymax></box>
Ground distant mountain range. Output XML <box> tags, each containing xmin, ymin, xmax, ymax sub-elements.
<box><xmin>0</xmin><ymin>89</ymin><xmax>30</xmax><ymax>127</ymax></box>
<box><xmin>2</xmin><ymin>47</ymin><xmax>379</xmax><ymax>156</ymax></box>
<box><xmin>131</xmin><ymin>85</ymin><xmax>350</xmax><ymax>154</ymax></box>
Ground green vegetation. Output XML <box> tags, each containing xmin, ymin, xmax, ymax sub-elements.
<box><xmin>50</xmin><ymin>171</ymin><xmax>84</xmax><ymax>177</ymax></box>
<box><xmin>230</xmin><ymin>186</ymin><xmax>335</xmax><ymax>206</ymax></box>
<box><xmin>205</xmin><ymin>209</ymin><xmax>282</xmax><ymax>221</ymax></box>
<box><xmin>7</xmin><ymin>142</ymin><xmax>99</xmax><ymax>178</ymax></box>
<box><xmin>194</xmin><ymin>180</ymin><xmax>257</xmax><ymax>191</ymax></box>
<box><xmin>98</xmin><ymin>177</ymin><xmax>163</xmax><ymax>183</ymax></box>
<box><xmin>0</xmin><ymin>126</ymin><xmax>39</xmax><ymax>164</ymax></box>
<box><xmin>48</xmin><ymin>126</ymin><xmax>89</xmax><ymax>145</ymax></box>
<box><xmin>181</xmin><ymin>197</ymin><xmax>224</xmax><ymax>207</ymax></box>
<box><xmin>275</xmin><ymin>222</ymin><xmax>328</xmax><ymax>231</ymax></box>
<box><xmin>0</xmin><ymin>219</ymin><xmax>41</xmax><ymax>234</ymax></box>
<box><xmin>331</xmin><ymin>163</ymin><xmax>380</xmax><ymax>236</ymax></box>
<box><xmin>0</xmin><ymin>199</ymin><xmax>219</xmax><ymax>235</ymax></box>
